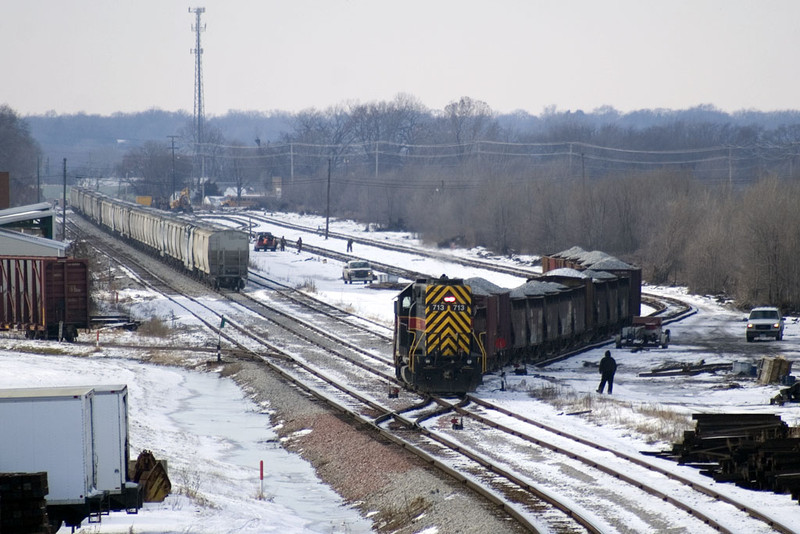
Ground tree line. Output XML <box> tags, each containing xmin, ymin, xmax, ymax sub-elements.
<box><xmin>8</xmin><ymin>97</ymin><xmax>800</xmax><ymax>310</ymax></box>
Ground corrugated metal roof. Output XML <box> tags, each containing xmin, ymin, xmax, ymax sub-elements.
<box><xmin>0</xmin><ymin>228</ymin><xmax>66</xmax><ymax>257</ymax></box>
<box><xmin>0</xmin><ymin>202</ymin><xmax>56</xmax><ymax>238</ymax></box>
<box><xmin>0</xmin><ymin>202</ymin><xmax>54</xmax><ymax>217</ymax></box>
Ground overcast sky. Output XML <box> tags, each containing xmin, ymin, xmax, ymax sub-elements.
<box><xmin>3</xmin><ymin>1</ymin><xmax>799</xmax><ymax>118</ymax></box>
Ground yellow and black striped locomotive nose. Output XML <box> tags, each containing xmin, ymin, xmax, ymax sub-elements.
<box><xmin>425</xmin><ymin>284</ymin><xmax>472</xmax><ymax>355</ymax></box>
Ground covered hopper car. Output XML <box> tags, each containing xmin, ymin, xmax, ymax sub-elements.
<box><xmin>0</xmin><ymin>256</ymin><xmax>89</xmax><ymax>341</ymax></box>
<box><xmin>394</xmin><ymin>255</ymin><xmax>639</xmax><ymax>394</ymax></box>
<box><xmin>70</xmin><ymin>187</ymin><xmax>249</xmax><ymax>290</ymax></box>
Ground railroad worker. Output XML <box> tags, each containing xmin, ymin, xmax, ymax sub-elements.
<box><xmin>280</xmin><ymin>236</ymin><xmax>286</xmax><ymax>251</ymax></box>
<box><xmin>296</xmin><ymin>236</ymin><xmax>303</xmax><ymax>253</ymax></box>
<box><xmin>597</xmin><ymin>350</ymin><xmax>617</xmax><ymax>394</ymax></box>
<box><xmin>346</xmin><ymin>238</ymin><xmax>353</xmax><ymax>252</ymax></box>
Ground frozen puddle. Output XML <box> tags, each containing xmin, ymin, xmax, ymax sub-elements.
<box><xmin>167</xmin><ymin>371</ymin><xmax>373</xmax><ymax>533</ymax></box>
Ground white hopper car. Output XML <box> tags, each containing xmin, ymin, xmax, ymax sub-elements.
<box><xmin>70</xmin><ymin>187</ymin><xmax>249</xmax><ymax>290</ymax></box>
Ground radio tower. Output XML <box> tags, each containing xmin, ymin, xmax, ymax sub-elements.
<box><xmin>190</xmin><ymin>7</ymin><xmax>206</xmax><ymax>190</ymax></box>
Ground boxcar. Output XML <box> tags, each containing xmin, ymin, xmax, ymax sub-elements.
<box><xmin>0</xmin><ymin>256</ymin><xmax>89</xmax><ymax>341</ymax></box>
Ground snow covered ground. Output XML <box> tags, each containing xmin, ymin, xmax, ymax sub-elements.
<box><xmin>2</xmin><ymin>209</ymin><xmax>800</xmax><ymax>532</ymax></box>
<box><xmin>0</xmin><ymin>348</ymin><xmax>373</xmax><ymax>533</ymax></box>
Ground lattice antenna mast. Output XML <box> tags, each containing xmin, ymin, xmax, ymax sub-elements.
<box><xmin>190</xmin><ymin>7</ymin><xmax>206</xmax><ymax>183</ymax></box>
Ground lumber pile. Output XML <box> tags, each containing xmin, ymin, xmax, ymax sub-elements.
<box><xmin>669</xmin><ymin>414</ymin><xmax>800</xmax><ymax>504</ymax></box>
<box><xmin>638</xmin><ymin>360</ymin><xmax>731</xmax><ymax>377</ymax></box>
<box><xmin>0</xmin><ymin>472</ymin><xmax>51</xmax><ymax>534</ymax></box>
<box><xmin>757</xmin><ymin>356</ymin><xmax>792</xmax><ymax>384</ymax></box>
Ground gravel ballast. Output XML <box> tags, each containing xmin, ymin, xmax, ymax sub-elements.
<box><xmin>231</xmin><ymin>361</ymin><xmax>528</xmax><ymax>534</ymax></box>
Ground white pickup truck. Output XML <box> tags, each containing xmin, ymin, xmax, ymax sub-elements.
<box><xmin>342</xmin><ymin>260</ymin><xmax>376</xmax><ymax>284</ymax></box>
<box><xmin>746</xmin><ymin>306</ymin><xmax>784</xmax><ymax>342</ymax></box>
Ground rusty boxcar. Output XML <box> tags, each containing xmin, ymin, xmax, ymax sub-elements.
<box><xmin>0</xmin><ymin>256</ymin><xmax>89</xmax><ymax>341</ymax></box>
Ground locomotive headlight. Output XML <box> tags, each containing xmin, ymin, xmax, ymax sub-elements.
<box><xmin>425</xmin><ymin>358</ymin><xmax>431</xmax><ymax>364</ymax></box>
<box><xmin>466</xmin><ymin>359</ymin><xmax>472</xmax><ymax>365</ymax></box>
<box><xmin>444</xmin><ymin>295</ymin><xmax>456</xmax><ymax>303</ymax></box>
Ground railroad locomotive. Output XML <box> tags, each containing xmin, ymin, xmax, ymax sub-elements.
<box><xmin>394</xmin><ymin>249</ymin><xmax>640</xmax><ymax>394</ymax></box>
<box><xmin>70</xmin><ymin>187</ymin><xmax>249</xmax><ymax>290</ymax></box>
<box><xmin>394</xmin><ymin>277</ymin><xmax>484</xmax><ymax>393</ymax></box>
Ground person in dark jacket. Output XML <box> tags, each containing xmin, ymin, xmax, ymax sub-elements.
<box><xmin>597</xmin><ymin>350</ymin><xmax>617</xmax><ymax>394</ymax></box>
<box><xmin>296</xmin><ymin>237</ymin><xmax>303</xmax><ymax>253</ymax></box>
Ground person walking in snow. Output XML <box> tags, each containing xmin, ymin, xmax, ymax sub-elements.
<box><xmin>280</xmin><ymin>236</ymin><xmax>286</xmax><ymax>251</ymax></box>
<box><xmin>346</xmin><ymin>239</ymin><xmax>353</xmax><ymax>252</ymax></box>
<box><xmin>597</xmin><ymin>350</ymin><xmax>617</xmax><ymax>394</ymax></box>
<box><xmin>296</xmin><ymin>236</ymin><xmax>303</xmax><ymax>253</ymax></box>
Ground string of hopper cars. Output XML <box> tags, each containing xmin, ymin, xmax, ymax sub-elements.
<box><xmin>394</xmin><ymin>248</ymin><xmax>641</xmax><ymax>394</ymax></box>
<box><xmin>70</xmin><ymin>187</ymin><xmax>249</xmax><ymax>290</ymax></box>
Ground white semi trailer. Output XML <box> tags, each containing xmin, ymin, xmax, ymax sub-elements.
<box><xmin>91</xmin><ymin>384</ymin><xmax>141</xmax><ymax>512</ymax></box>
<box><xmin>0</xmin><ymin>386</ymin><xmax>104</xmax><ymax>529</ymax></box>
<box><xmin>0</xmin><ymin>385</ymin><xmax>142</xmax><ymax>530</ymax></box>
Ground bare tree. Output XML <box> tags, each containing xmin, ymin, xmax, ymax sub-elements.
<box><xmin>0</xmin><ymin>106</ymin><xmax>41</xmax><ymax>205</ymax></box>
<box><xmin>684</xmin><ymin>193</ymin><xmax>736</xmax><ymax>295</ymax></box>
<box><xmin>222</xmin><ymin>141</ymin><xmax>261</xmax><ymax>200</ymax></box>
<box><xmin>116</xmin><ymin>141</ymin><xmax>191</xmax><ymax>204</ymax></box>
<box><xmin>735</xmin><ymin>177</ymin><xmax>797</xmax><ymax>307</ymax></box>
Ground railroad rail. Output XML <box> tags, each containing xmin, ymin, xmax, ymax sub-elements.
<box><xmin>205</xmin><ymin>212</ymin><xmax>695</xmax><ymax>322</ymax></box>
<box><xmin>449</xmin><ymin>396</ymin><xmax>796</xmax><ymax>533</ymax></box>
<box><xmin>66</xmin><ymin>215</ymin><xmax>570</xmax><ymax>531</ymax></box>
<box><xmin>64</xmin><ymin>212</ymin><xmax>794</xmax><ymax>532</ymax></box>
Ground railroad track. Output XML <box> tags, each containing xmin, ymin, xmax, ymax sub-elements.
<box><xmin>66</xmin><ymin>212</ymin><xmax>799</xmax><ymax>532</ymax></box>
<box><xmin>247</xmin><ymin>269</ymin><xmax>393</xmax><ymax>337</ymax></box>
<box><xmin>203</xmin><ymin>212</ymin><xmax>696</xmax><ymax>320</ymax></box>
<box><xmin>67</xmin><ymin>215</ymin><xmax>576</xmax><ymax>531</ymax></box>
<box><xmin>446</xmin><ymin>395</ymin><xmax>794</xmax><ymax>533</ymax></box>
<box><xmin>201</xmin><ymin>212</ymin><xmax>534</xmax><ymax>281</ymax></box>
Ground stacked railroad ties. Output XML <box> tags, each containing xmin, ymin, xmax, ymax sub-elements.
<box><xmin>662</xmin><ymin>414</ymin><xmax>800</xmax><ymax>504</ymax></box>
<box><xmin>0</xmin><ymin>473</ymin><xmax>50</xmax><ymax>534</ymax></box>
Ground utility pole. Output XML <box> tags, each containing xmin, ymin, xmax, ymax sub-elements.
<box><xmin>190</xmin><ymin>7</ymin><xmax>206</xmax><ymax>203</ymax></box>
<box><xmin>168</xmin><ymin>135</ymin><xmax>179</xmax><ymax>203</ymax></box>
<box><xmin>62</xmin><ymin>158</ymin><xmax>66</xmax><ymax>241</ymax></box>
<box><xmin>325</xmin><ymin>158</ymin><xmax>331</xmax><ymax>239</ymax></box>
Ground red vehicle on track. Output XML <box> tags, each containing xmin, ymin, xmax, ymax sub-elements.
<box><xmin>254</xmin><ymin>232</ymin><xmax>278</xmax><ymax>252</ymax></box>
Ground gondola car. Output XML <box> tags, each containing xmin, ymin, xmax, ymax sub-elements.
<box><xmin>394</xmin><ymin>249</ymin><xmax>640</xmax><ymax>394</ymax></box>
<box><xmin>70</xmin><ymin>187</ymin><xmax>248</xmax><ymax>290</ymax></box>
